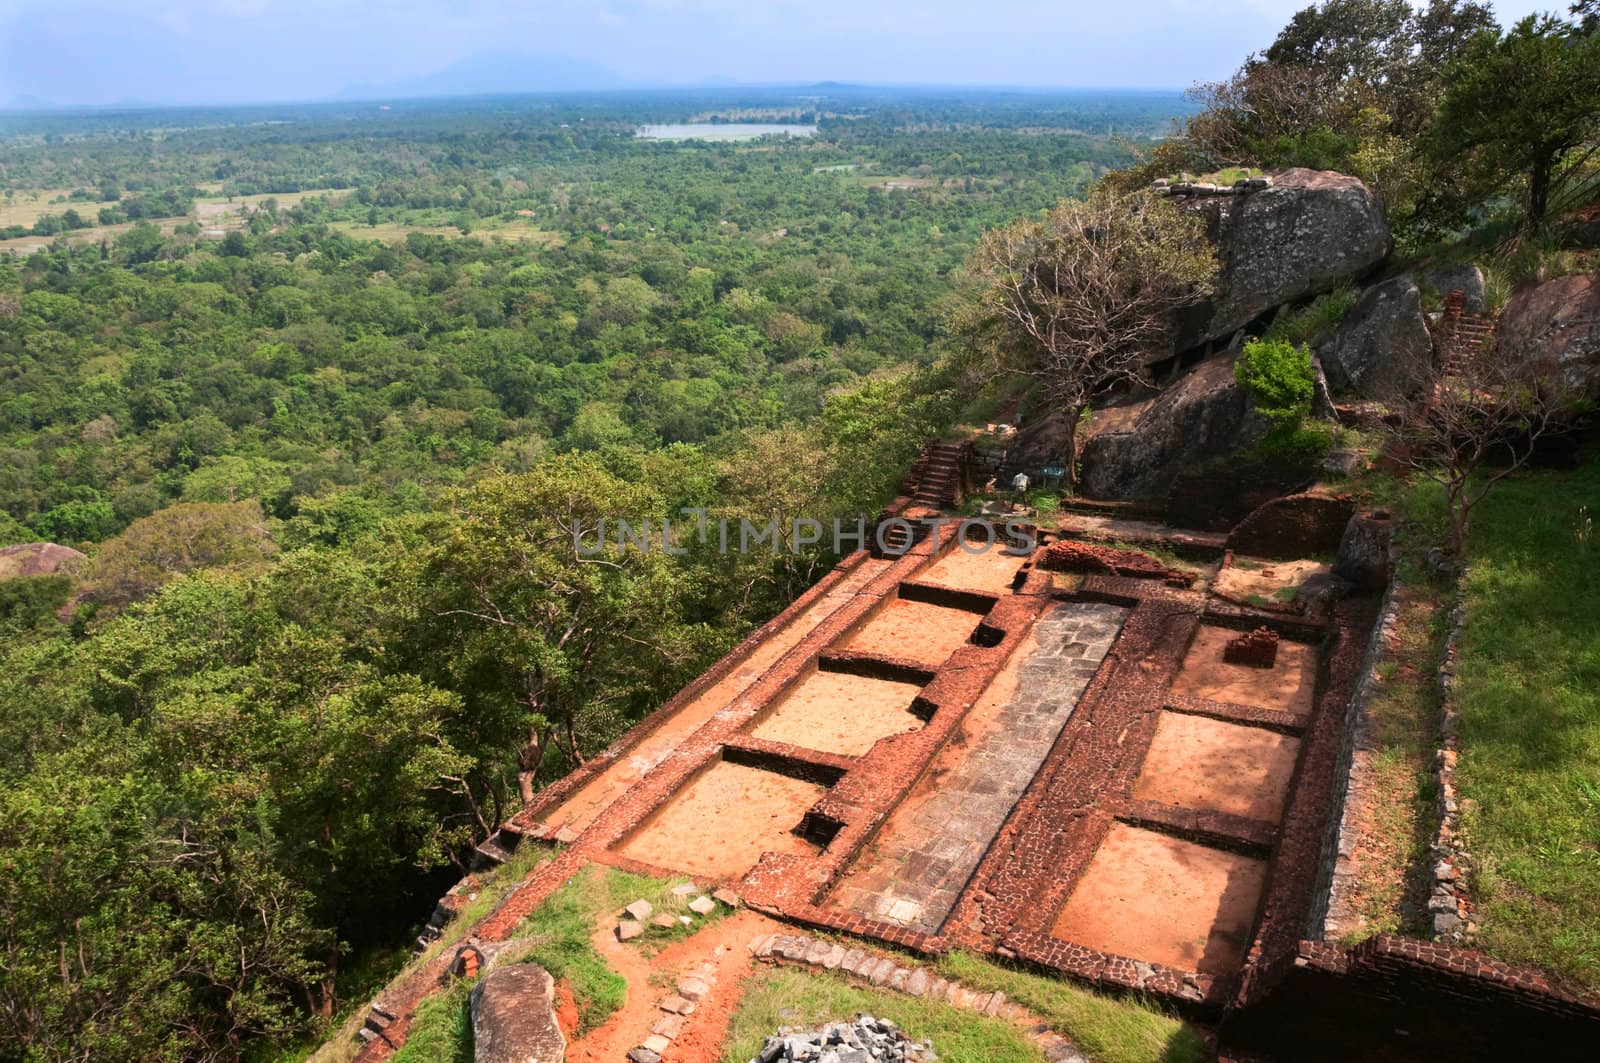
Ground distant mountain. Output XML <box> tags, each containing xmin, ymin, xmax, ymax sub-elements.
<box><xmin>340</xmin><ymin>52</ymin><xmax>626</xmax><ymax>100</ymax></box>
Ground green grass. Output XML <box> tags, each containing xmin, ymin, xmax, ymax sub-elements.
<box><xmin>936</xmin><ymin>952</ymin><xmax>1210</xmax><ymax>1063</ymax></box>
<box><xmin>722</xmin><ymin>966</ymin><xmax>1044</xmax><ymax>1063</ymax></box>
<box><xmin>390</xmin><ymin>981</ymin><xmax>473</xmax><ymax>1063</ymax></box>
<box><xmin>336</xmin><ymin>863</ymin><xmax>727</xmax><ymax>1061</ymax></box>
<box><xmin>1262</xmin><ymin>287</ymin><xmax>1357</xmax><ymax>349</ymax></box>
<box><xmin>1452</xmin><ymin>453</ymin><xmax>1600</xmax><ymax>988</ymax></box>
<box><xmin>508</xmin><ymin>865</ymin><xmax>726</xmax><ymax>1033</ymax></box>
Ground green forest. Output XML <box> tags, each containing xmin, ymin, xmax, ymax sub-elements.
<box><xmin>0</xmin><ymin>87</ymin><xmax>1178</xmax><ymax>1059</ymax></box>
<box><xmin>3</xmin><ymin>0</ymin><xmax>1598</xmax><ymax>1054</ymax></box>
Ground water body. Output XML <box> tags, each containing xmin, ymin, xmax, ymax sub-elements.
<box><xmin>636</xmin><ymin>123</ymin><xmax>817</xmax><ymax>141</ymax></box>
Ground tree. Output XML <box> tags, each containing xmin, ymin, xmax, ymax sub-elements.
<box><xmin>1427</xmin><ymin>15</ymin><xmax>1600</xmax><ymax>226</ymax></box>
<box><xmin>81</xmin><ymin>500</ymin><xmax>275</xmax><ymax>611</ymax></box>
<box><xmin>956</xmin><ymin>189</ymin><xmax>1217</xmax><ymax>486</ymax></box>
<box><xmin>1385</xmin><ymin>317</ymin><xmax>1574</xmax><ymax>557</ymax></box>
<box><xmin>401</xmin><ymin>457</ymin><xmax>696</xmax><ymax>806</ymax></box>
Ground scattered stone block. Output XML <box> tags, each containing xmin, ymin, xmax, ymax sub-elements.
<box><xmin>803</xmin><ymin>940</ymin><xmax>831</xmax><ymax>965</ymax></box>
<box><xmin>712</xmin><ymin>887</ymin><xmax>742</xmax><ymax>908</ymax></box>
<box><xmin>617</xmin><ymin>920</ymin><xmax>644</xmax><ymax>942</ymax></box>
<box><xmin>906</xmin><ymin>969</ymin><xmax>930</xmax><ymax>996</ymax></box>
<box><xmin>627</xmin><ymin>1048</ymin><xmax>660</xmax><ymax>1063</ymax></box>
<box><xmin>624</xmin><ymin>900</ymin><xmax>654</xmax><ymax>921</ymax></box>
<box><xmin>651</xmin><ymin>914</ymin><xmax>679</xmax><ymax>930</ymax></box>
<box><xmin>643</xmin><ymin>1035</ymin><xmax>672</xmax><ymax>1054</ymax></box>
<box><xmin>659</xmin><ymin>994</ymin><xmax>695</xmax><ymax>1016</ymax></box>
<box><xmin>749</xmin><ymin>934</ymin><xmax>777</xmax><ymax>957</ymax></box>
<box><xmin>671</xmin><ymin>882</ymin><xmax>700</xmax><ymax>897</ymax></box>
<box><xmin>652</xmin><ymin>1015</ymin><xmax>685</xmax><ymax>1040</ymax></box>
<box><xmin>688</xmin><ymin>895</ymin><xmax>717</xmax><ymax>916</ymax></box>
<box><xmin>676</xmin><ymin>976</ymin><xmax>711</xmax><ymax>1001</ymax></box>
<box><xmin>888</xmin><ymin>968</ymin><xmax>909</xmax><ymax>992</ymax></box>
<box><xmin>822</xmin><ymin>944</ymin><xmax>846</xmax><ymax>970</ymax></box>
<box><xmin>840</xmin><ymin>949</ymin><xmax>867</xmax><ymax>974</ymax></box>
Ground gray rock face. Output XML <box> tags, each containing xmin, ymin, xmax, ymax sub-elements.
<box><xmin>1419</xmin><ymin>263</ymin><xmax>1486</xmax><ymax>313</ymax></box>
<box><xmin>1333</xmin><ymin>513</ymin><xmax>1392</xmax><ymax>591</ymax></box>
<box><xmin>1318</xmin><ymin>275</ymin><xmax>1432</xmax><ymax>398</ymax></box>
<box><xmin>471</xmin><ymin>964</ymin><xmax>566</xmax><ymax>1063</ymax></box>
<box><xmin>1498</xmin><ymin>273</ymin><xmax>1600</xmax><ymax>398</ymax></box>
<box><xmin>1080</xmin><ymin>354</ymin><xmax>1271</xmax><ymax>501</ymax></box>
<box><xmin>1182</xmin><ymin>168</ymin><xmax>1391</xmax><ymax>348</ymax></box>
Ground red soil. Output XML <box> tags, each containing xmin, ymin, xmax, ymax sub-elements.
<box><xmin>568</xmin><ymin>909</ymin><xmax>781</xmax><ymax>1063</ymax></box>
<box><xmin>615</xmin><ymin>760</ymin><xmax>824</xmax><ymax>881</ymax></box>
<box><xmin>842</xmin><ymin>597</ymin><xmax>981</xmax><ymax>668</ymax></box>
<box><xmin>752</xmin><ymin>670</ymin><xmax>926</xmax><ymax>757</ymax></box>
<box><xmin>554</xmin><ymin>979</ymin><xmax>580</xmax><ymax>1041</ymax></box>
<box><xmin>1051</xmin><ymin>823</ymin><xmax>1268</xmax><ymax>976</ymax></box>
<box><xmin>1133</xmin><ymin>712</ymin><xmax>1301</xmax><ymax>823</ymax></box>
<box><xmin>541</xmin><ymin>558</ymin><xmax>890</xmax><ymax>835</ymax></box>
<box><xmin>1169</xmin><ymin>625</ymin><xmax>1317</xmax><ymax>718</ymax></box>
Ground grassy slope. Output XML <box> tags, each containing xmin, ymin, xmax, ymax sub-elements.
<box><xmin>937</xmin><ymin>953</ymin><xmax>1209</xmax><ymax>1063</ymax></box>
<box><xmin>390</xmin><ymin>865</ymin><xmax>724</xmax><ymax>1061</ymax></box>
<box><xmin>722</xmin><ymin>966</ymin><xmax>1044</xmax><ymax>1063</ymax></box>
<box><xmin>1455</xmin><ymin>454</ymin><xmax>1600</xmax><ymax>988</ymax></box>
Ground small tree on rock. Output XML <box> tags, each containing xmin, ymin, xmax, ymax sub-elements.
<box><xmin>957</xmin><ymin>189</ymin><xmax>1217</xmax><ymax>487</ymax></box>
<box><xmin>1385</xmin><ymin>321</ymin><xmax>1574</xmax><ymax>558</ymax></box>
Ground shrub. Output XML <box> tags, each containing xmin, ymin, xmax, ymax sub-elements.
<box><xmin>1235</xmin><ymin>337</ymin><xmax>1314</xmax><ymax>423</ymax></box>
<box><xmin>1235</xmin><ymin>337</ymin><xmax>1330</xmax><ymax>464</ymax></box>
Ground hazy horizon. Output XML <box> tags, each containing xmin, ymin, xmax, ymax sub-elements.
<box><xmin>0</xmin><ymin>0</ymin><xmax>1560</xmax><ymax>109</ymax></box>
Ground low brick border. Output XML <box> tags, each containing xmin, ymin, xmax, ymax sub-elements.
<box><xmin>1427</xmin><ymin>574</ymin><xmax>1473</xmax><ymax>942</ymax></box>
<box><xmin>1310</xmin><ymin>529</ymin><xmax>1405</xmax><ymax>941</ymax></box>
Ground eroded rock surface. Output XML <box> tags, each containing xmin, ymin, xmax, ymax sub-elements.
<box><xmin>1182</xmin><ymin>168</ymin><xmax>1391</xmax><ymax>349</ymax></box>
<box><xmin>1081</xmin><ymin>354</ymin><xmax>1270</xmax><ymax>501</ymax></box>
<box><xmin>1420</xmin><ymin>263</ymin><xmax>1486</xmax><ymax>313</ymax></box>
<box><xmin>471</xmin><ymin>963</ymin><xmax>566</xmax><ymax>1063</ymax></box>
<box><xmin>1318</xmin><ymin>275</ymin><xmax>1431</xmax><ymax>398</ymax></box>
<box><xmin>1499</xmin><ymin>273</ymin><xmax>1600</xmax><ymax>398</ymax></box>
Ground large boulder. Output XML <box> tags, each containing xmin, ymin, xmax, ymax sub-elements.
<box><xmin>1498</xmin><ymin>273</ymin><xmax>1600</xmax><ymax>398</ymax></box>
<box><xmin>1181</xmin><ymin>169</ymin><xmax>1391</xmax><ymax>349</ymax></box>
<box><xmin>1419</xmin><ymin>263</ymin><xmax>1487</xmax><ymax>314</ymax></box>
<box><xmin>1081</xmin><ymin>353</ymin><xmax>1272</xmax><ymax>501</ymax></box>
<box><xmin>1318</xmin><ymin>275</ymin><xmax>1432</xmax><ymax>398</ymax></box>
<box><xmin>471</xmin><ymin>964</ymin><xmax>566</xmax><ymax>1063</ymax></box>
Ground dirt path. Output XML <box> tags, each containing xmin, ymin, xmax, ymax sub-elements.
<box><xmin>569</xmin><ymin>909</ymin><xmax>783</xmax><ymax>1063</ymax></box>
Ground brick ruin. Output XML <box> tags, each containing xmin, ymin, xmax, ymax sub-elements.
<box><xmin>354</xmin><ymin>446</ymin><xmax>1600</xmax><ymax>1061</ymax></box>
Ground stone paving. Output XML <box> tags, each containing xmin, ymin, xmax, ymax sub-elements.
<box><xmin>829</xmin><ymin>600</ymin><xmax>1127</xmax><ymax>934</ymax></box>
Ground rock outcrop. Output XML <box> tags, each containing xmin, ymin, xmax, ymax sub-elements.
<box><xmin>1080</xmin><ymin>353</ymin><xmax>1271</xmax><ymax>501</ymax></box>
<box><xmin>0</xmin><ymin>542</ymin><xmax>87</xmax><ymax>581</ymax></box>
<box><xmin>1318</xmin><ymin>275</ymin><xmax>1431</xmax><ymax>398</ymax></box>
<box><xmin>1181</xmin><ymin>168</ymin><xmax>1391</xmax><ymax>349</ymax></box>
<box><xmin>471</xmin><ymin>964</ymin><xmax>566</xmax><ymax>1063</ymax></box>
<box><xmin>1420</xmin><ymin>263</ymin><xmax>1487</xmax><ymax>314</ymax></box>
<box><xmin>1498</xmin><ymin>273</ymin><xmax>1600</xmax><ymax>398</ymax></box>
<box><xmin>1333</xmin><ymin>512</ymin><xmax>1393</xmax><ymax>591</ymax></box>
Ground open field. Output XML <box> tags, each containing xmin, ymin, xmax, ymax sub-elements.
<box><xmin>0</xmin><ymin>187</ymin><xmax>94</xmax><ymax>228</ymax></box>
<box><xmin>1453</xmin><ymin>455</ymin><xmax>1600</xmax><ymax>989</ymax></box>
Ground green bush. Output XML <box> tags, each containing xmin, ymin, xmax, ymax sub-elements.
<box><xmin>1235</xmin><ymin>338</ymin><xmax>1329</xmax><ymax>465</ymax></box>
<box><xmin>1235</xmin><ymin>337</ymin><xmax>1314</xmax><ymax>422</ymax></box>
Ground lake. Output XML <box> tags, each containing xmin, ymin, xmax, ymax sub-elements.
<box><xmin>636</xmin><ymin>123</ymin><xmax>818</xmax><ymax>141</ymax></box>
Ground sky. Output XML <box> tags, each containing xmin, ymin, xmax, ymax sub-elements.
<box><xmin>0</xmin><ymin>0</ymin><xmax>1563</xmax><ymax>107</ymax></box>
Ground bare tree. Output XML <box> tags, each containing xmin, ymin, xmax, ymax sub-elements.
<box><xmin>957</xmin><ymin>188</ymin><xmax>1217</xmax><ymax>487</ymax></box>
<box><xmin>1386</xmin><ymin>312</ymin><xmax>1573</xmax><ymax>557</ymax></box>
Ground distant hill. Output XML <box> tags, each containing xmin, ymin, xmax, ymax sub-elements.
<box><xmin>340</xmin><ymin>52</ymin><xmax>626</xmax><ymax>101</ymax></box>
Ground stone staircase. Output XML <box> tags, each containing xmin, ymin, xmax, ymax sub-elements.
<box><xmin>1436</xmin><ymin>288</ymin><xmax>1496</xmax><ymax>372</ymax></box>
<box><xmin>906</xmin><ymin>440</ymin><xmax>971</xmax><ymax>510</ymax></box>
